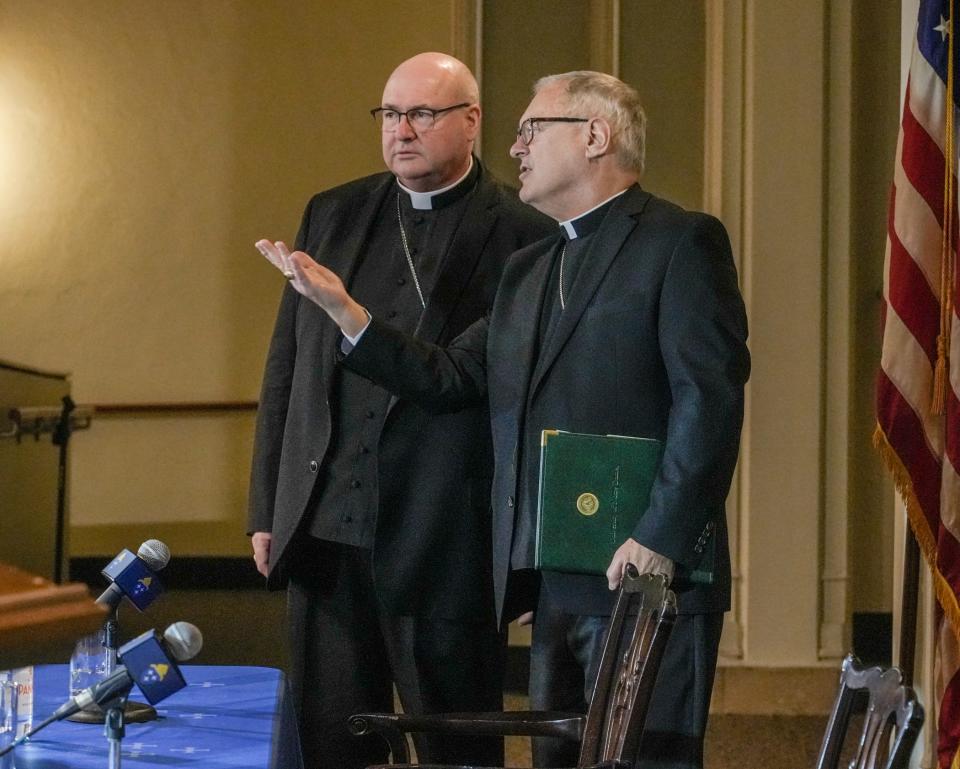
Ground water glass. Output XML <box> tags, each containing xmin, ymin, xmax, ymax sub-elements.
<box><xmin>69</xmin><ymin>633</ymin><xmax>109</xmax><ymax>699</ymax></box>
<box><xmin>0</xmin><ymin>676</ymin><xmax>18</xmax><ymax>769</ymax></box>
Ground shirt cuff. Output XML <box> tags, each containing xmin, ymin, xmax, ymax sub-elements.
<box><xmin>340</xmin><ymin>311</ymin><xmax>372</xmax><ymax>353</ymax></box>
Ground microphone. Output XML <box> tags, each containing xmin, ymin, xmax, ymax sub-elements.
<box><xmin>55</xmin><ymin>621</ymin><xmax>201</xmax><ymax>718</ymax></box>
<box><xmin>95</xmin><ymin>539</ymin><xmax>171</xmax><ymax>612</ymax></box>
<box><xmin>0</xmin><ymin>621</ymin><xmax>204</xmax><ymax>757</ymax></box>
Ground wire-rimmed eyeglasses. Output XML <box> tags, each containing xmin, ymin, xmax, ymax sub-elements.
<box><xmin>516</xmin><ymin>116</ymin><xmax>589</xmax><ymax>146</ymax></box>
<box><xmin>371</xmin><ymin>103</ymin><xmax>472</xmax><ymax>132</ymax></box>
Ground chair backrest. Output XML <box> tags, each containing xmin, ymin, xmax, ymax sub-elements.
<box><xmin>815</xmin><ymin>654</ymin><xmax>925</xmax><ymax>769</ymax></box>
<box><xmin>577</xmin><ymin>565</ymin><xmax>677</xmax><ymax>768</ymax></box>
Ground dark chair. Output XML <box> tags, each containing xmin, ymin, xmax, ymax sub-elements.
<box><xmin>815</xmin><ymin>654</ymin><xmax>925</xmax><ymax>769</ymax></box>
<box><xmin>349</xmin><ymin>565</ymin><xmax>677</xmax><ymax>769</ymax></box>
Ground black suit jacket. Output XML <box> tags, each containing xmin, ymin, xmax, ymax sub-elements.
<box><xmin>247</xmin><ymin>163</ymin><xmax>553</xmax><ymax>621</ymax></box>
<box><xmin>344</xmin><ymin>186</ymin><xmax>750</xmax><ymax>624</ymax></box>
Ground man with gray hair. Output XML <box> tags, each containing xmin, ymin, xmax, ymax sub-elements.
<box><xmin>259</xmin><ymin>70</ymin><xmax>750</xmax><ymax>768</ymax></box>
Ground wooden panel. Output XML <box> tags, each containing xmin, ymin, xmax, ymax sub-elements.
<box><xmin>0</xmin><ymin>562</ymin><xmax>106</xmax><ymax>669</ymax></box>
<box><xmin>0</xmin><ymin>361</ymin><xmax>71</xmax><ymax>581</ymax></box>
<box><xmin>480</xmin><ymin>0</ymin><xmax>592</xmax><ymax>184</ymax></box>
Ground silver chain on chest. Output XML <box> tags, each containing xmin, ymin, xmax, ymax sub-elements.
<box><xmin>558</xmin><ymin>243</ymin><xmax>568</xmax><ymax>310</ymax></box>
<box><xmin>396</xmin><ymin>193</ymin><xmax>427</xmax><ymax>309</ymax></box>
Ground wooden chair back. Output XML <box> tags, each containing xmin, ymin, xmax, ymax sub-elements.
<box><xmin>815</xmin><ymin>654</ymin><xmax>924</xmax><ymax>769</ymax></box>
<box><xmin>577</xmin><ymin>566</ymin><xmax>677</xmax><ymax>767</ymax></box>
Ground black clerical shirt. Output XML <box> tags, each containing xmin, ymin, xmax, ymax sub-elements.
<box><xmin>305</xmin><ymin>162</ymin><xmax>481</xmax><ymax>547</ymax></box>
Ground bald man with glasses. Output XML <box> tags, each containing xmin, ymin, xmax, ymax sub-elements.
<box><xmin>247</xmin><ymin>52</ymin><xmax>551</xmax><ymax>769</ymax></box>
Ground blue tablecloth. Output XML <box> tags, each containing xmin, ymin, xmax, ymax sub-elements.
<box><xmin>12</xmin><ymin>665</ymin><xmax>303</xmax><ymax>769</ymax></box>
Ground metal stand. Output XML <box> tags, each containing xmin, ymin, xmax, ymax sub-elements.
<box><xmin>51</xmin><ymin>395</ymin><xmax>76</xmax><ymax>584</ymax></box>
<box><xmin>103</xmin><ymin>699</ymin><xmax>126</xmax><ymax>769</ymax></box>
<box><xmin>66</xmin><ymin>611</ymin><xmax>156</xmax><ymax>725</ymax></box>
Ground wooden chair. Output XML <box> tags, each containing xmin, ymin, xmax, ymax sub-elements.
<box><xmin>349</xmin><ymin>565</ymin><xmax>677</xmax><ymax>768</ymax></box>
<box><xmin>815</xmin><ymin>654</ymin><xmax>924</xmax><ymax>769</ymax></box>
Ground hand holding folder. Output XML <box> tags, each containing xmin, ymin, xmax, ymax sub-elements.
<box><xmin>535</xmin><ymin>429</ymin><xmax>714</xmax><ymax>586</ymax></box>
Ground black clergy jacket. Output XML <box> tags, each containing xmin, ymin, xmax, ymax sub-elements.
<box><xmin>343</xmin><ymin>185</ymin><xmax>751</xmax><ymax>625</ymax></box>
<box><xmin>247</xmin><ymin>161</ymin><xmax>553</xmax><ymax>621</ymax></box>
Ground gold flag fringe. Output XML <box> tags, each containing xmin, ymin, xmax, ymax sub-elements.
<box><xmin>875</xmin><ymin>422</ymin><xmax>960</xmax><ymax>769</ymax></box>
<box><xmin>873</xmin><ymin>423</ymin><xmax>960</xmax><ymax>645</ymax></box>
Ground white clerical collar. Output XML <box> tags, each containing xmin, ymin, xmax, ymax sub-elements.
<box><xmin>396</xmin><ymin>156</ymin><xmax>475</xmax><ymax>210</ymax></box>
<box><xmin>558</xmin><ymin>188</ymin><xmax>630</xmax><ymax>239</ymax></box>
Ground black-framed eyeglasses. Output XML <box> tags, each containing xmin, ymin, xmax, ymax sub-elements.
<box><xmin>370</xmin><ymin>103</ymin><xmax>472</xmax><ymax>131</ymax></box>
<box><xmin>516</xmin><ymin>116</ymin><xmax>589</xmax><ymax>146</ymax></box>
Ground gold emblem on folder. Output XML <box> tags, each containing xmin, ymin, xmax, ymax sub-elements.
<box><xmin>576</xmin><ymin>492</ymin><xmax>599</xmax><ymax>516</ymax></box>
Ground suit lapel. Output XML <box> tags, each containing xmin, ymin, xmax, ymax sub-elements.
<box><xmin>325</xmin><ymin>176</ymin><xmax>395</xmax><ymax>285</ymax></box>
<box><xmin>412</xmin><ymin>173</ymin><xmax>500</xmax><ymax>344</ymax></box>
<box><xmin>494</xmin><ymin>238</ymin><xmax>559</xmax><ymax>420</ymax></box>
<box><xmin>529</xmin><ymin>187</ymin><xmax>649</xmax><ymax>397</ymax></box>
<box><xmin>313</xmin><ymin>175</ymin><xmax>394</xmax><ymax>391</ymax></box>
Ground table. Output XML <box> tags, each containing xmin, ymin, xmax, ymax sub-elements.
<box><xmin>11</xmin><ymin>665</ymin><xmax>303</xmax><ymax>769</ymax></box>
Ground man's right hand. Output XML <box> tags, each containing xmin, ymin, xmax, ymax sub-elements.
<box><xmin>251</xmin><ymin>531</ymin><xmax>272</xmax><ymax>577</ymax></box>
<box><xmin>254</xmin><ymin>240</ymin><xmax>369</xmax><ymax>338</ymax></box>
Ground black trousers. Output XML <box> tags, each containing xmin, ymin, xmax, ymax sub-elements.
<box><xmin>528</xmin><ymin>585</ymin><xmax>723</xmax><ymax>769</ymax></box>
<box><xmin>287</xmin><ymin>538</ymin><xmax>505</xmax><ymax>769</ymax></box>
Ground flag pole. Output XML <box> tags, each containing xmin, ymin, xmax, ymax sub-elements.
<box><xmin>899</xmin><ymin>524</ymin><xmax>921</xmax><ymax>686</ymax></box>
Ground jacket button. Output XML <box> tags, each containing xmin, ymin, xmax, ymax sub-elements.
<box><xmin>397</xmin><ymin>277</ymin><xmax>406</xmax><ymax>286</ymax></box>
<box><xmin>309</xmin><ymin>460</ymin><xmax>319</xmax><ymax>472</ymax></box>
<box><xmin>359</xmin><ymin>444</ymin><xmax>369</xmax><ymax>454</ymax></box>
<box><xmin>507</xmin><ymin>496</ymin><xmax>514</xmax><ymax>508</ymax></box>
<box><xmin>366</xmin><ymin>410</ymin><xmax>375</xmax><ymax>419</ymax></box>
<box><xmin>350</xmin><ymin>479</ymin><xmax>361</xmax><ymax>489</ymax></box>
<box><xmin>388</xmin><ymin>310</ymin><xmax>398</xmax><ymax>319</ymax></box>
<box><xmin>706</xmin><ymin>521</ymin><xmax>715</xmax><ymax>531</ymax></box>
<box><xmin>694</xmin><ymin>544</ymin><xmax>704</xmax><ymax>554</ymax></box>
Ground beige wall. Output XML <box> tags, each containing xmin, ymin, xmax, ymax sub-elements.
<box><xmin>849</xmin><ymin>0</ymin><xmax>900</xmax><ymax>614</ymax></box>
<box><xmin>0</xmin><ymin>0</ymin><xmax>460</xmax><ymax>556</ymax></box>
<box><xmin>481</xmin><ymin>0</ymin><xmax>593</xmax><ymax>183</ymax></box>
<box><xmin>619</xmin><ymin>2</ymin><xmax>705</xmax><ymax>211</ymax></box>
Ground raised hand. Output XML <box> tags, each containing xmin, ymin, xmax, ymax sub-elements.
<box><xmin>255</xmin><ymin>239</ymin><xmax>296</xmax><ymax>278</ymax></box>
<box><xmin>254</xmin><ymin>240</ymin><xmax>369</xmax><ymax>337</ymax></box>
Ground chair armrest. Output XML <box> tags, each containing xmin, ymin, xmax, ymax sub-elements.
<box><xmin>352</xmin><ymin>709</ymin><xmax>584</xmax><ymax>738</ymax></box>
<box><xmin>584</xmin><ymin>762</ymin><xmax>633</xmax><ymax>769</ymax></box>
<box><xmin>349</xmin><ymin>710</ymin><xmax>585</xmax><ymax>762</ymax></box>
<box><xmin>364</xmin><ymin>759</ymin><xmax>632</xmax><ymax>769</ymax></box>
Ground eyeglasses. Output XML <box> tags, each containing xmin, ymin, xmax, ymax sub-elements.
<box><xmin>371</xmin><ymin>103</ymin><xmax>471</xmax><ymax>131</ymax></box>
<box><xmin>516</xmin><ymin>116</ymin><xmax>589</xmax><ymax>146</ymax></box>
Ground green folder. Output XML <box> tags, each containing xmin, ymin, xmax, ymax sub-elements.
<box><xmin>535</xmin><ymin>429</ymin><xmax>714</xmax><ymax>585</ymax></box>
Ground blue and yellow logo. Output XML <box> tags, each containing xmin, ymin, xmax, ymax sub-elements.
<box><xmin>140</xmin><ymin>663</ymin><xmax>169</xmax><ymax>684</ymax></box>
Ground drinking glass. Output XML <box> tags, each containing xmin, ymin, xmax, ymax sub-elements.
<box><xmin>69</xmin><ymin>633</ymin><xmax>108</xmax><ymax>699</ymax></box>
<box><xmin>0</xmin><ymin>674</ymin><xmax>18</xmax><ymax>769</ymax></box>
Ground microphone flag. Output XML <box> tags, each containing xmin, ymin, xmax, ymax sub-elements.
<box><xmin>117</xmin><ymin>631</ymin><xmax>186</xmax><ymax>704</ymax></box>
<box><xmin>100</xmin><ymin>549</ymin><xmax>164</xmax><ymax>611</ymax></box>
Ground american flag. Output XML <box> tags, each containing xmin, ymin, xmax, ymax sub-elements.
<box><xmin>875</xmin><ymin>1</ymin><xmax>960</xmax><ymax>766</ymax></box>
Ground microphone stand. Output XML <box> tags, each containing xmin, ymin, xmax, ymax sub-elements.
<box><xmin>67</xmin><ymin>611</ymin><xmax>156</xmax><ymax>724</ymax></box>
<box><xmin>102</xmin><ymin>693</ymin><xmax>128</xmax><ymax>769</ymax></box>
